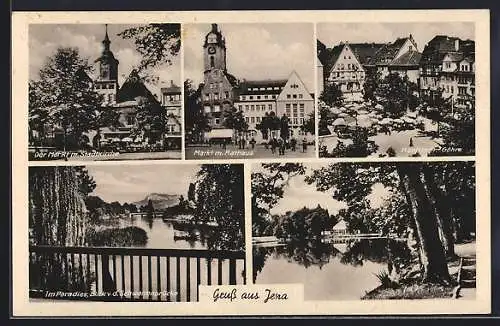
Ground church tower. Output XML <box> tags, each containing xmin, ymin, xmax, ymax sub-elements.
<box><xmin>95</xmin><ymin>24</ymin><xmax>119</xmax><ymax>105</ymax></box>
<box><xmin>203</xmin><ymin>23</ymin><xmax>227</xmax><ymax>73</ymax></box>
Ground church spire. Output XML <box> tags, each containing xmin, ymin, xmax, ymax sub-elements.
<box><xmin>102</xmin><ymin>24</ymin><xmax>110</xmax><ymax>51</ymax></box>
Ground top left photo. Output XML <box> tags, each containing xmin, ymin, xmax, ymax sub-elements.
<box><xmin>28</xmin><ymin>23</ymin><xmax>182</xmax><ymax>161</ymax></box>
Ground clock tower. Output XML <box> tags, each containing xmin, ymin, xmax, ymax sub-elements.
<box><xmin>203</xmin><ymin>23</ymin><xmax>227</xmax><ymax>73</ymax></box>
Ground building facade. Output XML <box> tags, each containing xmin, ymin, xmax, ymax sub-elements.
<box><xmin>419</xmin><ymin>35</ymin><xmax>475</xmax><ymax>110</ymax></box>
<box><xmin>161</xmin><ymin>80</ymin><xmax>182</xmax><ymax>149</ymax></box>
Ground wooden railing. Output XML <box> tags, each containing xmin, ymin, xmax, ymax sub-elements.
<box><xmin>29</xmin><ymin>245</ymin><xmax>246</xmax><ymax>302</ymax></box>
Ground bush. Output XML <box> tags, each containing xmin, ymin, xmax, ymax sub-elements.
<box><xmin>86</xmin><ymin>226</ymin><xmax>148</xmax><ymax>247</ymax></box>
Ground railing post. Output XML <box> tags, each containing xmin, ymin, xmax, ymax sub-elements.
<box><xmin>229</xmin><ymin>258</ymin><xmax>236</xmax><ymax>285</ymax></box>
<box><xmin>101</xmin><ymin>254</ymin><xmax>116</xmax><ymax>295</ymax></box>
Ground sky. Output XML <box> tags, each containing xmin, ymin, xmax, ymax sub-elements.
<box><xmin>317</xmin><ymin>22</ymin><xmax>475</xmax><ymax>53</ymax></box>
<box><xmin>184</xmin><ymin>23</ymin><xmax>315</xmax><ymax>92</ymax></box>
<box><xmin>29</xmin><ymin>24</ymin><xmax>181</xmax><ymax>97</ymax></box>
<box><xmin>253</xmin><ymin>163</ymin><xmax>391</xmax><ymax>216</ymax></box>
<box><xmin>86</xmin><ymin>164</ymin><xmax>200</xmax><ymax>204</ymax></box>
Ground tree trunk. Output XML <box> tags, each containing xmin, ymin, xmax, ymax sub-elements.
<box><xmin>397</xmin><ymin>164</ymin><xmax>451</xmax><ymax>284</ymax></box>
<box><xmin>422</xmin><ymin>166</ymin><xmax>456</xmax><ymax>259</ymax></box>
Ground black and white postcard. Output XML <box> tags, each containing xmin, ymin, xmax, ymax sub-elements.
<box><xmin>11</xmin><ymin>10</ymin><xmax>490</xmax><ymax>317</ymax></box>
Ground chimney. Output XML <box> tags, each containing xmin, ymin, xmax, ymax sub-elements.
<box><xmin>455</xmin><ymin>39</ymin><xmax>460</xmax><ymax>51</ymax></box>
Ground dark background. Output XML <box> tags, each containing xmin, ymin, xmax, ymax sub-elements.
<box><xmin>9</xmin><ymin>0</ymin><xmax>500</xmax><ymax>320</ymax></box>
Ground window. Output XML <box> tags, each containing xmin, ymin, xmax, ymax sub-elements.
<box><xmin>210</xmin><ymin>56</ymin><xmax>215</xmax><ymax>68</ymax></box>
<box><xmin>260</xmin><ymin>87</ymin><xmax>265</xmax><ymax>91</ymax></box>
<box><xmin>256</xmin><ymin>117</ymin><xmax>261</xmax><ymax>122</ymax></box>
<box><xmin>445</xmin><ymin>62</ymin><xmax>451</xmax><ymax>69</ymax></box>
<box><xmin>214</xmin><ymin>105</ymin><xmax>220</xmax><ymax>112</ymax></box>
<box><xmin>293</xmin><ymin>118</ymin><xmax>298</xmax><ymax>125</ymax></box>
<box><xmin>204</xmin><ymin>106</ymin><xmax>211</xmax><ymax>113</ymax></box>
<box><xmin>286</xmin><ymin>103</ymin><xmax>291</xmax><ymax>109</ymax></box>
<box><xmin>299</xmin><ymin>103</ymin><xmax>305</xmax><ymax>109</ymax></box>
<box><xmin>348</xmin><ymin>63</ymin><xmax>351</xmax><ymax>70</ymax></box>
<box><xmin>286</xmin><ymin>94</ymin><xmax>291</xmax><ymax>99</ymax></box>
<box><xmin>268</xmin><ymin>104</ymin><xmax>272</xmax><ymax>110</ymax></box>
<box><xmin>292</xmin><ymin>103</ymin><xmax>298</xmax><ymax>109</ymax></box>
<box><xmin>215</xmin><ymin>118</ymin><xmax>220</xmax><ymax>124</ymax></box>
<box><xmin>225</xmin><ymin>91</ymin><xmax>229</xmax><ymax>98</ymax></box>
<box><xmin>245</xmin><ymin>117</ymin><xmax>249</xmax><ymax>123</ymax></box>
<box><xmin>285</xmin><ymin>108</ymin><xmax>291</xmax><ymax>116</ymax></box>
<box><xmin>293</xmin><ymin>108</ymin><xmax>298</xmax><ymax>116</ymax></box>
<box><xmin>214</xmin><ymin>93</ymin><xmax>219</xmax><ymax>100</ymax></box>
<box><xmin>126</xmin><ymin>115</ymin><xmax>134</xmax><ymax>125</ymax></box>
<box><xmin>264</xmin><ymin>95</ymin><xmax>268</xmax><ymax>99</ymax></box>
<box><xmin>300</xmin><ymin>118</ymin><xmax>304</xmax><ymax>124</ymax></box>
<box><xmin>238</xmin><ymin>105</ymin><xmax>243</xmax><ymax>110</ymax></box>
<box><xmin>298</xmin><ymin>94</ymin><xmax>303</xmax><ymax>99</ymax></box>
<box><xmin>241</xmin><ymin>96</ymin><xmax>246</xmax><ymax>100</ymax></box>
<box><xmin>251</xmin><ymin>117</ymin><xmax>255</xmax><ymax>123</ymax></box>
<box><xmin>249</xmin><ymin>96</ymin><xmax>254</xmax><ymax>100</ymax></box>
<box><xmin>292</xmin><ymin>94</ymin><xmax>297</xmax><ymax>99</ymax></box>
<box><xmin>251</xmin><ymin>105</ymin><xmax>255</xmax><ymax>111</ymax></box>
<box><xmin>257</xmin><ymin>95</ymin><xmax>261</xmax><ymax>100</ymax></box>
<box><xmin>245</xmin><ymin>105</ymin><xmax>249</xmax><ymax>111</ymax></box>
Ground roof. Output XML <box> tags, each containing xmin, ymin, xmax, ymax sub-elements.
<box><xmin>224</xmin><ymin>71</ymin><xmax>239</xmax><ymax>87</ymax></box>
<box><xmin>161</xmin><ymin>80</ymin><xmax>181</xmax><ymax>94</ymax></box>
<box><xmin>204</xmin><ymin>23</ymin><xmax>226</xmax><ymax>48</ymax></box>
<box><xmin>369</xmin><ymin>37</ymin><xmax>409</xmax><ymax>65</ymax></box>
<box><xmin>348</xmin><ymin>43</ymin><xmax>386</xmax><ymax>65</ymax></box>
<box><xmin>390</xmin><ymin>50</ymin><xmax>422</xmax><ymax>66</ymax></box>
<box><xmin>237</xmin><ymin>79</ymin><xmax>287</xmax><ymax>95</ymax></box>
<box><xmin>116</xmin><ymin>69</ymin><xmax>159</xmax><ymax>104</ymax></box>
<box><xmin>443</xmin><ymin>52</ymin><xmax>464</xmax><ymax>62</ymax></box>
<box><xmin>420</xmin><ymin>35</ymin><xmax>475</xmax><ymax>65</ymax></box>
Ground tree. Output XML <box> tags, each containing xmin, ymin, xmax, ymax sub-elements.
<box><xmin>118</xmin><ymin>24</ymin><xmax>181</xmax><ymax>72</ymax></box>
<box><xmin>326</xmin><ymin>127</ymin><xmax>378</xmax><ymax>157</ymax></box>
<box><xmin>363</xmin><ymin>69</ymin><xmax>379</xmax><ymax>102</ymax></box>
<box><xmin>318</xmin><ymin>107</ymin><xmax>331</xmax><ymax>136</ymax></box>
<box><xmin>187</xmin><ymin>182</ymin><xmax>196</xmax><ymax>202</ymax></box>
<box><xmin>256</xmin><ymin>111</ymin><xmax>281</xmax><ymax>140</ymax></box>
<box><xmin>280</xmin><ymin>114</ymin><xmax>290</xmax><ymax>140</ymax></box>
<box><xmin>375</xmin><ymin>73</ymin><xmax>419</xmax><ymax>118</ymax></box>
<box><xmin>301</xmin><ymin>111</ymin><xmax>315</xmax><ymax>135</ymax></box>
<box><xmin>319</xmin><ymin>82</ymin><xmax>343</xmax><ymax>108</ymax></box>
<box><xmin>194</xmin><ymin>164</ymin><xmax>245</xmax><ymax>251</ymax></box>
<box><xmin>132</xmin><ymin>95</ymin><xmax>165</xmax><ymax>144</ymax></box>
<box><xmin>29</xmin><ymin>48</ymin><xmax>103</xmax><ymax>151</ymax></box>
<box><xmin>251</xmin><ymin>164</ymin><xmax>306</xmax><ymax>237</ymax></box>
<box><xmin>146</xmin><ymin>199</ymin><xmax>155</xmax><ymax>219</ymax></box>
<box><xmin>184</xmin><ymin>79</ymin><xmax>209</xmax><ymax>143</ymax></box>
<box><xmin>222</xmin><ymin>106</ymin><xmax>248</xmax><ymax>132</ymax></box>
<box><xmin>305</xmin><ymin>162</ymin><xmax>461</xmax><ymax>284</ymax></box>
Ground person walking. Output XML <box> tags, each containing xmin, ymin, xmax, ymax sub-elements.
<box><xmin>302</xmin><ymin>137</ymin><xmax>308</xmax><ymax>153</ymax></box>
<box><xmin>270</xmin><ymin>137</ymin><xmax>277</xmax><ymax>154</ymax></box>
<box><xmin>250</xmin><ymin>137</ymin><xmax>256</xmax><ymax>150</ymax></box>
<box><xmin>278</xmin><ymin>137</ymin><xmax>284</xmax><ymax>155</ymax></box>
<box><xmin>290</xmin><ymin>137</ymin><xmax>297</xmax><ymax>152</ymax></box>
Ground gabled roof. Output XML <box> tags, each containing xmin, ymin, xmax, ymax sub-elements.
<box><xmin>369</xmin><ymin>37</ymin><xmax>409</xmax><ymax>65</ymax></box>
<box><xmin>117</xmin><ymin>69</ymin><xmax>159</xmax><ymax>104</ymax></box>
<box><xmin>443</xmin><ymin>52</ymin><xmax>464</xmax><ymax>62</ymax></box>
<box><xmin>390</xmin><ymin>50</ymin><xmax>422</xmax><ymax>66</ymax></box>
<box><xmin>420</xmin><ymin>35</ymin><xmax>475</xmax><ymax>65</ymax></box>
<box><xmin>348</xmin><ymin>43</ymin><xmax>385</xmax><ymax>65</ymax></box>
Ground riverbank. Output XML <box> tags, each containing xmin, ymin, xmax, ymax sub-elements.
<box><xmin>361</xmin><ymin>241</ymin><xmax>475</xmax><ymax>300</ymax></box>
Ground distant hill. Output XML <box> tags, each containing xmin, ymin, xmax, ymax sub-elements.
<box><xmin>133</xmin><ymin>193</ymin><xmax>181</xmax><ymax>210</ymax></box>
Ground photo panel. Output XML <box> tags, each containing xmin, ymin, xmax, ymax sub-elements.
<box><xmin>28</xmin><ymin>23</ymin><xmax>183</xmax><ymax>161</ymax></box>
<box><xmin>183</xmin><ymin>23</ymin><xmax>317</xmax><ymax>160</ymax></box>
<box><xmin>28</xmin><ymin>163</ymin><xmax>246</xmax><ymax>302</ymax></box>
<box><xmin>316</xmin><ymin>22</ymin><xmax>475</xmax><ymax>158</ymax></box>
<box><xmin>252</xmin><ymin>161</ymin><xmax>477</xmax><ymax>301</ymax></box>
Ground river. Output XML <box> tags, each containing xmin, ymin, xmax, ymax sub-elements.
<box><xmin>253</xmin><ymin>238</ymin><xmax>410</xmax><ymax>300</ymax></box>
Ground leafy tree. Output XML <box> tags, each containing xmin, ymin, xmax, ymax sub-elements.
<box><xmin>187</xmin><ymin>182</ymin><xmax>196</xmax><ymax>202</ymax></box>
<box><xmin>146</xmin><ymin>199</ymin><xmax>155</xmax><ymax>219</ymax></box>
<box><xmin>319</xmin><ymin>82</ymin><xmax>343</xmax><ymax>108</ymax></box>
<box><xmin>251</xmin><ymin>164</ymin><xmax>306</xmax><ymax>237</ymax></box>
<box><xmin>363</xmin><ymin>69</ymin><xmax>379</xmax><ymax>102</ymax></box>
<box><xmin>326</xmin><ymin>127</ymin><xmax>378</xmax><ymax>157</ymax></box>
<box><xmin>280</xmin><ymin>114</ymin><xmax>290</xmax><ymax>140</ymax></box>
<box><xmin>184</xmin><ymin>79</ymin><xmax>209</xmax><ymax>143</ymax></box>
<box><xmin>194</xmin><ymin>164</ymin><xmax>245</xmax><ymax>251</ymax></box>
<box><xmin>222</xmin><ymin>106</ymin><xmax>248</xmax><ymax>132</ymax></box>
<box><xmin>118</xmin><ymin>24</ymin><xmax>181</xmax><ymax>72</ymax></box>
<box><xmin>301</xmin><ymin>111</ymin><xmax>315</xmax><ymax>135</ymax></box>
<box><xmin>29</xmin><ymin>48</ymin><xmax>103</xmax><ymax>151</ymax></box>
<box><xmin>256</xmin><ymin>111</ymin><xmax>281</xmax><ymax>140</ymax></box>
<box><xmin>375</xmin><ymin>73</ymin><xmax>419</xmax><ymax>118</ymax></box>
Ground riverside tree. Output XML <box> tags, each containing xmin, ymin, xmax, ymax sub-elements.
<box><xmin>194</xmin><ymin>164</ymin><xmax>245</xmax><ymax>251</ymax></box>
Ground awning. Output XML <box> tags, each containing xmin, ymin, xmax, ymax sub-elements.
<box><xmin>205</xmin><ymin>129</ymin><xmax>233</xmax><ymax>139</ymax></box>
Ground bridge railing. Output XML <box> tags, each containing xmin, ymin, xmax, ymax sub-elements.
<box><xmin>29</xmin><ymin>245</ymin><xmax>246</xmax><ymax>302</ymax></box>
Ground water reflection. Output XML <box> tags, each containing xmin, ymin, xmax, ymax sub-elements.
<box><xmin>253</xmin><ymin>238</ymin><xmax>411</xmax><ymax>300</ymax></box>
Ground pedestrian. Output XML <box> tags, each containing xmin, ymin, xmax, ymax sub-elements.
<box><xmin>250</xmin><ymin>137</ymin><xmax>256</xmax><ymax>150</ymax></box>
<box><xmin>278</xmin><ymin>137</ymin><xmax>285</xmax><ymax>155</ymax></box>
<box><xmin>270</xmin><ymin>137</ymin><xmax>277</xmax><ymax>154</ymax></box>
<box><xmin>302</xmin><ymin>137</ymin><xmax>307</xmax><ymax>153</ymax></box>
<box><xmin>290</xmin><ymin>137</ymin><xmax>297</xmax><ymax>152</ymax></box>
<box><xmin>409</xmin><ymin>137</ymin><xmax>414</xmax><ymax>147</ymax></box>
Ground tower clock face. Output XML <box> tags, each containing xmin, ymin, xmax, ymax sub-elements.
<box><xmin>208</xmin><ymin>46</ymin><xmax>216</xmax><ymax>54</ymax></box>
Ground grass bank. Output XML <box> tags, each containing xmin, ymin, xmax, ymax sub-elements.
<box><xmin>86</xmin><ymin>226</ymin><xmax>148</xmax><ymax>247</ymax></box>
<box><xmin>361</xmin><ymin>282</ymin><xmax>455</xmax><ymax>300</ymax></box>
